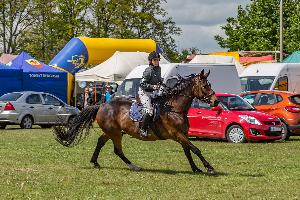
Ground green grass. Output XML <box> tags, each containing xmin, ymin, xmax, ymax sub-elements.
<box><xmin>1</xmin><ymin>126</ymin><xmax>300</xmax><ymax>199</ymax></box>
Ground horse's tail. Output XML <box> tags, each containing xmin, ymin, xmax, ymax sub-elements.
<box><xmin>53</xmin><ymin>105</ymin><xmax>100</xmax><ymax>147</ymax></box>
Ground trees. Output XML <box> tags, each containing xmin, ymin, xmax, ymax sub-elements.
<box><xmin>0</xmin><ymin>0</ymin><xmax>35</xmax><ymax>53</ymax></box>
<box><xmin>0</xmin><ymin>0</ymin><xmax>181</xmax><ymax>62</ymax></box>
<box><xmin>86</xmin><ymin>0</ymin><xmax>181</xmax><ymax>60</ymax></box>
<box><xmin>214</xmin><ymin>0</ymin><xmax>300</xmax><ymax>54</ymax></box>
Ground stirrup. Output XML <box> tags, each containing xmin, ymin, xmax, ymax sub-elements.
<box><xmin>140</xmin><ymin>129</ymin><xmax>148</xmax><ymax>138</ymax></box>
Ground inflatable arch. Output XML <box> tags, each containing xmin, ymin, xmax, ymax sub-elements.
<box><xmin>49</xmin><ymin>37</ymin><xmax>162</xmax><ymax>104</ymax></box>
<box><xmin>49</xmin><ymin>37</ymin><xmax>162</xmax><ymax>74</ymax></box>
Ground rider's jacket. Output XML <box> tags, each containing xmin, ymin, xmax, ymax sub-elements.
<box><xmin>140</xmin><ymin>64</ymin><xmax>163</xmax><ymax>92</ymax></box>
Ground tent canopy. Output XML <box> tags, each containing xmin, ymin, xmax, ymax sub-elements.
<box><xmin>7</xmin><ymin>52</ymin><xmax>68</xmax><ymax>102</ymax></box>
<box><xmin>75</xmin><ymin>51</ymin><xmax>169</xmax><ymax>82</ymax></box>
<box><xmin>0</xmin><ymin>63</ymin><xmax>23</xmax><ymax>96</ymax></box>
<box><xmin>283</xmin><ymin>51</ymin><xmax>300</xmax><ymax>63</ymax></box>
<box><xmin>189</xmin><ymin>55</ymin><xmax>244</xmax><ymax>75</ymax></box>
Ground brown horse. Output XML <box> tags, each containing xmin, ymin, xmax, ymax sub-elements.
<box><xmin>53</xmin><ymin>69</ymin><xmax>219</xmax><ymax>174</ymax></box>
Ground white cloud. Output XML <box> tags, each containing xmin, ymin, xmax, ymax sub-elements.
<box><xmin>162</xmin><ymin>0</ymin><xmax>250</xmax><ymax>52</ymax></box>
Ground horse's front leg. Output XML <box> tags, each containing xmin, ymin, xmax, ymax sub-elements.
<box><xmin>90</xmin><ymin>134</ymin><xmax>110</xmax><ymax>169</ymax></box>
<box><xmin>177</xmin><ymin>134</ymin><xmax>216</xmax><ymax>174</ymax></box>
<box><xmin>181</xmin><ymin>145</ymin><xmax>203</xmax><ymax>173</ymax></box>
<box><xmin>111</xmin><ymin>132</ymin><xmax>142</xmax><ymax>171</ymax></box>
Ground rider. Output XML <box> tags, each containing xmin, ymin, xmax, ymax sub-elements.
<box><xmin>138</xmin><ymin>51</ymin><xmax>163</xmax><ymax>137</ymax></box>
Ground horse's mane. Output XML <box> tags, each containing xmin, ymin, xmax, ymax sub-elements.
<box><xmin>163</xmin><ymin>74</ymin><xmax>196</xmax><ymax>98</ymax></box>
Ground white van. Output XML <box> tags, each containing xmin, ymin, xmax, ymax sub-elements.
<box><xmin>240</xmin><ymin>63</ymin><xmax>300</xmax><ymax>93</ymax></box>
<box><xmin>116</xmin><ymin>63</ymin><xmax>242</xmax><ymax>97</ymax></box>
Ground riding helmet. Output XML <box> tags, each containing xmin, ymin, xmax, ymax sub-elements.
<box><xmin>148</xmin><ymin>51</ymin><xmax>160</xmax><ymax>61</ymax></box>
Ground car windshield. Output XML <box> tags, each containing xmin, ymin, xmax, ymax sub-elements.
<box><xmin>0</xmin><ymin>93</ymin><xmax>23</xmax><ymax>101</ymax></box>
<box><xmin>218</xmin><ymin>95</ymin><xmax>256</xmax><ymax>111</ymax></box>
<box><xmin>115</xmin><ymin>78</ymin><xmax>141</xmax><ymax>97</ymax></box>
<box><xmin>240</xmin><ymin>76</ymin><xmax>275</xmax><ymax>91</ymax></box>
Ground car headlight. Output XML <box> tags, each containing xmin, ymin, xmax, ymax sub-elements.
<box><xmin>239</xmin><ymin>115</ymin><xmax>262</xmax><ymax>125</ymax></box>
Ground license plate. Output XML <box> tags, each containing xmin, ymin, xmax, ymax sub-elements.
<box><xmin>269</xmin><ymin>126</ymin><xmax>282</xmax><ymax>132</ymax></box>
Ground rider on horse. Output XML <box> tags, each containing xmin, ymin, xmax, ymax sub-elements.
<box><xmin>138</xmin><ymin>51</ymin><xmax>163</xmax><ymax>137</ymax></box>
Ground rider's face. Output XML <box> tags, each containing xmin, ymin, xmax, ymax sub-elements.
<box><xmin>151</xmin><ymin>58</ymin><xmax>160</xmax><ymax>67</ymax></box>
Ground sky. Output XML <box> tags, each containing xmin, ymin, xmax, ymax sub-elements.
<box><xmin>162</xmin><ymin>0</ymin><xmax>250</xmax><ymax>53</ymax></box>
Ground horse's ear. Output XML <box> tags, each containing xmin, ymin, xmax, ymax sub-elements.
<box><xmin>204</xmin><ymin>70</ymin><xmax>210</xmax><ymax>78</ymax></box>
<box><xmin>199</xmin><ymin>69</ymin><xmax>205</xmax><ymax>78</ymax></box>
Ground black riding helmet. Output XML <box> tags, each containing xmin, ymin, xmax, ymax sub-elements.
<box><xmin>148</xmin><ymin>51</ymin><xmax>160</xmax><ymax>61</ymax></box>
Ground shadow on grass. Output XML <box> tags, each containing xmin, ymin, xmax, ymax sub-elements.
<box><xmin>84</xmin><ymin>165</ymin><xmax>229</xmax><ymax>176</ymax></box>
<box><xmin>189</xmin><ymin>137</ymin><xmax>225</xmax><ymax>143</ymax></box>
<box><xmin>238</xmin><ymin>172</ymin><xmax>265</xmax><ymax>177</ymax></box>
<box><xmin>4</xmin><ymin>128</ymin><xmax>43</xmax><ymax>130</ymax></box>
<box><xmin>189</xmin><ymin>137</ymin><xmax>291</xmax><ymax>144</ymax></box>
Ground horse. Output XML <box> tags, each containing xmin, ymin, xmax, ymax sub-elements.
<box><xmin>53</xmin><ymin>69</ymin><xmax>219</xmax><ymax>174</ymax></box>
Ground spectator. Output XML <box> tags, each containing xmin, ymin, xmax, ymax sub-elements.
<box><xmin>84</xmin><ymin>87</ymin><xmax>94</xmax><ymax>107</ymax></box>
<box><xmin>104</xmin><ymin>85</ymin><xmax>114</xmax><ymax>103</ymax></box>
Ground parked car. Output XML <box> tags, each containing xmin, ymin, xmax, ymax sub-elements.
<box><xmin>0</xmin><ymin>91</ymin><xmax>80</xmax><ymax>129</ymax></box>
<box><xmin>240</xmin><ymin>63</ymin><xmax>300</xmax><ymax>93</ymax></box>
<box><xmin>187</xmin><ymin>93</ymin><xmax>284</xmax><ymax>143</ymax></box>
<box><xmin>241</xmin><ymin>90</ymin><xmax>300</xmax><ymax>140</ymax></box>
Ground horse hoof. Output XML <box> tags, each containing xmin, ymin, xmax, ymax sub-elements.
<box><xmin>193</xmin><ymin>168</ymin><xmax>203</xmax><ymax>173</ymax></box>
<box><xmin>91</xmin><ymin>161</ymin><xmax>100</xmax><ymax>169</ymax></box>
<box><xmin>128</xmin><ymin>164</ymin><xmax>142</xmax><ymax>171</ymax></box>
<box><xmin>207</xmin><ymin>168</ymin><xmax>217</xmax><ymax>175</ymax></box>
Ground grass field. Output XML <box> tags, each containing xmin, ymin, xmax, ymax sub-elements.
<box><xmin>1</xmin><ymin>126</ymin><xmax>300</xmax><ymax>200</ymax></box>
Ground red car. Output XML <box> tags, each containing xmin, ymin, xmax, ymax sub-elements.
<box><xmin>187</xmin><ymin>93</ymin><xmax>284</xmax><ymax>143</ymax></box>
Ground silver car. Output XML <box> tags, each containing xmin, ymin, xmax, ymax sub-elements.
<box><xmin>0</xmin><ymin>91</ymin><xmax>80</xmax><ymax>129</ymax></box>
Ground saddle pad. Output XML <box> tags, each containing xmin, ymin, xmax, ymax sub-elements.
<box><xmin>129</xmin><ymin>102</ymin><xmax>144</xmax><ymax>122</ymax></box>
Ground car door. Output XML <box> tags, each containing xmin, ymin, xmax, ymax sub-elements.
<box><xmin>188</xmin><ymin>99</ymin><xmax>209</xmax><ymax>135</ymax></box>
<box><xmin>188</xmin><ymin>99</ymin><xmax>223</xmax><ymax>137</ymax></box>
<box><xmin>255</xmin><ymin>93</ymin><xmax>279</xmax><ymax>115</ymax></box>
<box><xmin>42</xmin><ymin>94</ymin><xmax>66</xmax><ymax>123</ymax></box>
<box><xmin>25</xmin><ymin>94</ymin><xmax>46</xmax><ymax>123</ymax></box>
<box><xmin>199</xmin><ymin>105</ymin><xmax>223</xmax><ymax>137</ymax></box>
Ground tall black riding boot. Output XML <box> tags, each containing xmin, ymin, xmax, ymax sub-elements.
<box><xmin>140</xmin><ymin>114</ymin><xmax>152</xmax><ymax>137</ymax></box>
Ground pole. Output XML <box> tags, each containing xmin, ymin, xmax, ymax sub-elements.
<box><xmin>280</xmin><ymin>0</ymin><xmax>283</xmax><ymax>62</ymax></box>
<box><xmin>74</xmin><ymin>77</ymin><xmax>77</xmax><ymax>108</ymax></box>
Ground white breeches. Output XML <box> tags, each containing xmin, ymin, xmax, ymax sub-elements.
<box><xmin>138</xmin><ymin>88</ymin><xmax>153</xmax><ymax>116</ymax></box>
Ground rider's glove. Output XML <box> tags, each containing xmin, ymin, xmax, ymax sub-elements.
<box><xmin>153</xmin><ymin>85</ymin><xmax>160</xmax><ymax>90</ymax></box>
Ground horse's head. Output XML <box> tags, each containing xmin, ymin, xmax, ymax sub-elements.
<box><xmin>191</xmin><ymin>69</ymin><xmax>219</xmax><ymax>107</ymax></box>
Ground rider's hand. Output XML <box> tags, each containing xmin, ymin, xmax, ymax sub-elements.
<box><xmin>153</xmin><ymin>85</ymin><xmax>160</xmax><ymax>90</ymax></box>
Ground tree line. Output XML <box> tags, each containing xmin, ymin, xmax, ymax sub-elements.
<box><xmin>215</xmin><ymin>0</ymin><xmax>300</xmax><ymax>55</ymax></box>
<box><xmin>2</xmin><ymin>0</ymin><xmax>299</xmax><ymax>65</ymax></box>
<box><xmin>0</xmin><ymin>0</ymin><xmax>182</xmax><ymax>63</ymax></box>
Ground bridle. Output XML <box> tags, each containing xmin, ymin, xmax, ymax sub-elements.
<box><xmin>194</xmin><ymin>75</ymin><xmax>215</xmax><ymax>104</ymax></box>
<box><xmin>161</xmin><ymin>74</ymin><xmax>215</xmax><ymax>103</ymax></box>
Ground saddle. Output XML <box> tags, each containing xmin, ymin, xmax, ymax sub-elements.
<box><xmin>129</xmin><ymin>101</ymin><xmax>160</xmax><ymax>122</ymax></box>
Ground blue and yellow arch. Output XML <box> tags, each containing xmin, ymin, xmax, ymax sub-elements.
<box><xmin>49</xmin><ymin>37</ymin><xmax>162</xmax><ymax>74</ymax></box>
<box><xmin>49</xmin><ymin>37</ymin><xmax>162</xmax><ymax>103</ymax></box>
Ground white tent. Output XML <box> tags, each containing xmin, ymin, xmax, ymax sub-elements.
<box><xmin>190</xmin><ymin>55</ymin><xmax>244</xmax><ymax>75</ymax></box>
<box><xmin>75</xmin><ymin>51</ymin><xmax>169</xmax><ymax>82</ymax></box>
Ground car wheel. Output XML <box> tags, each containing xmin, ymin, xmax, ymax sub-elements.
<box><xmin>226</xmin><ymin>125</ymin><xmax>246</xmax><ymax>143</ymax></box>
<box><xmin>0</xmin><ymin>124</ymin><xmax>6</xmax><ymax>129</ymax></box>
<box><xmin>68</xmin><ymin>115</ymin><xmax>76</xmax><ymax>124</ymax></box>
<box><xmin>20</xmin><ymin>116</ymin><xmax>33</xmax><ymax>129</ymax></box>
<box><xmin>279</xmin><ymin>122</ymin><xmax>289</xmax><ymax>141</ymax></box>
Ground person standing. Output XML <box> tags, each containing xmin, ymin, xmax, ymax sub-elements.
<box><xmin>104</xmin><ymin>85</ymin><xmax>114</xmax><ymax>103</ymax></box>
<box><xmin>138</xmin><ymin>51</ymin><xmax>162</xmax><ymax>137</ymax></box>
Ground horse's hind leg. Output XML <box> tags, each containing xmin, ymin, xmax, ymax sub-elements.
<box><xmin>177</xmin><ymin>134</ymin><xmax>216</xmax><ymax>174</ymax></box>
<box><xmin>111</xmin><ymin>132</ymin><xmax>142</xmax><ymax>171</ymax></box>
<box><xmin>182</xmin><ymin>145</ymin><xmax>203</xmax><ymax>173</ymax></box>
<box><xmin>90</xmin><ymin>134</ymin><xmax>110</xmax><ymax>169</ymax></box>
